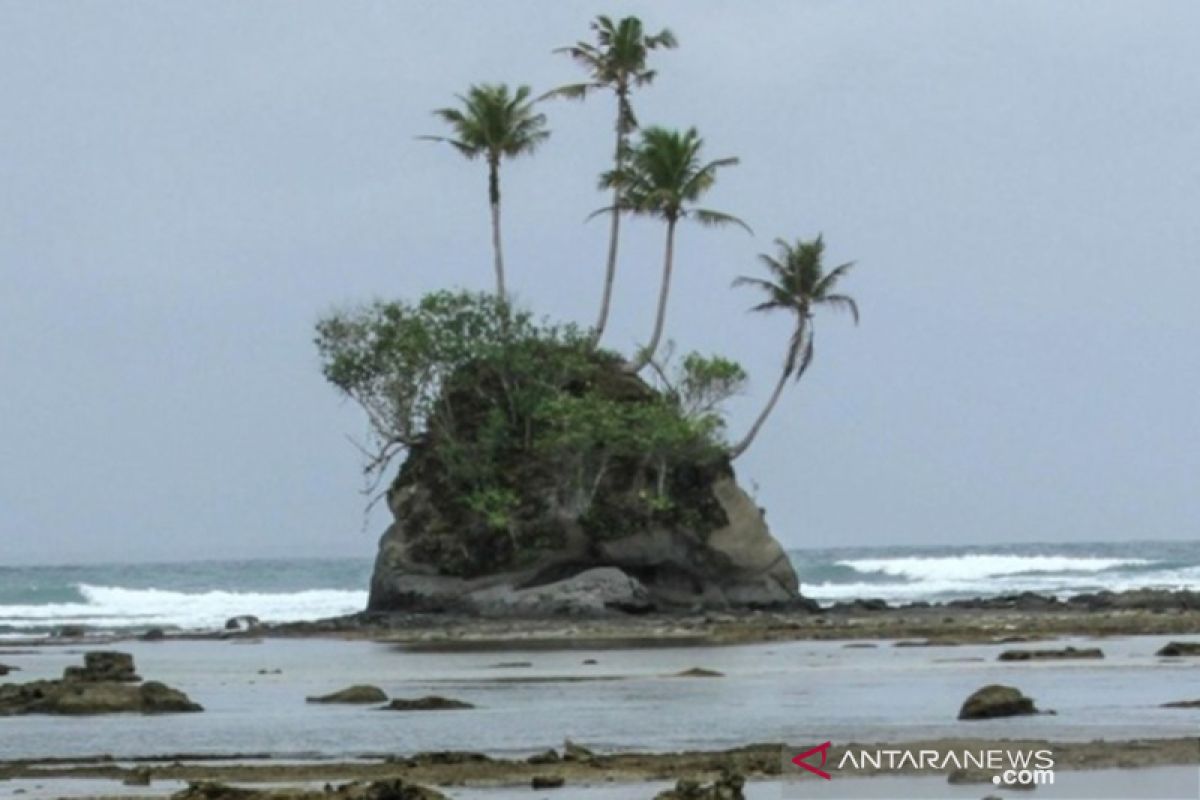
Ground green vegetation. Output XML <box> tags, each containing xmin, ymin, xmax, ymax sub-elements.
<box><xmin>318</xmin><ymin>14</ymin><xmax>860</xmax><ymax>540</ymax></box>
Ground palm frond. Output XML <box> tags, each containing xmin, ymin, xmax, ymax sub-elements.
<box><xmin>821</xmin><ymin>293</ymin><xmax>860</xmax><ymax>324</ymax></box>
<box><xmin>691</xmin><ymin>208</ymin><xmax>753</xmax><ymax>234</ymax></box>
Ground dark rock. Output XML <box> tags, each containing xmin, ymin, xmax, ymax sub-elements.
<box><xmin>530</xmin><ymin>775</ymin><xmax>565</xmax><ymax>789</ymax></box>
<box><xmin>171</xmin><ymin>780</ymin><xmax>449</xmax><ymax>800</ymax></box>
<box><xmin>63</xmin><ymin>651</ymin><xmax>140</xmax><ymax>682</ymax></box>
<box><xmin>1157</xmin><ymin>641</ymin><xmax>1200</xmax><ymax>657</ymax></box>
<box><xmin>307</xmin><ymin>685</ymin><xmax>388</xmax><ymax>704</ymax></box>
<box><xmin>380</xmin><ymin>696</ymin><xmax>473</xmax><ymax>711</ymax></box>
<box><xmin>673</xmin><ymin>667</ymin><xmax>724</xmax><ymax>678</ymax></box>
<box><xmin>123</xmin><ymin>767</ymin><xmax>152</xmax><ymax>786</ymax></box>
<box><xmin>562</xmin><ymin>739</ymin><xmax>594</xmax><ymax>761</ymax></box>
<box><xmin>582</xmin><ymin>659</ymin><xmax>598</xmax><ymax>665</ymax></box>
<box><xmin>140</xmin><ymin>628</ymin><xmax>166</xmax><ymax>642</ymax></box>
<box><xmin>1161</xmin><ymin>699</ymin><xmax>1200</xmax><ymax>708</ymax></box>
<box><xmin>958</xmin><ymin>684</ymin><xmax>1038</xmax><ymax>720</ymax></box>
<box><xmin>224</xmin><ymin>615</ymin><xmax>261</xmax><ymax>632</ymax></box>
<box><xmin>998</xmin><ymin>646</ymin><xmax>1104</xmax><ymax>661</ymax></box>
<box><xmin>487</xmin><ymin>661</ymin><xmax>532</xmax><ymax>669</ymax></box>
<box><xmin>0</xmin><ymin>664</ymin><xmax>16</xmax><ymax>676</ymax></box>
<box><xmin>655</xmin><ymin>773</ymin><xmax>745</xmax><ymax>799</ymax></box>
<box><xmin>54</xmin><ymin>625</ymin><xmax>86</xmax><ymax>638</ymax></box>
<box><xmin>527</xmin><ymin>748</ymin><xmax>560</xmax><ymax>764</ymax></box>
<box><xmin>828</xmin><ymin>598</ymin><xmax>888</xmax><ymax>613</ymax></box>
<box><xmin>0</xmin><ymin>653</ymin><xmax>201</xmax><ymax>716</ymax></box>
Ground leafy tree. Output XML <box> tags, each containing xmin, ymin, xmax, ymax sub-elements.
<box><xmin>544</xmin><ymin>15</ymin><xmax>677</xmax><ymax>348</ymax></box>
<box><xmin>613</xmin><ymin>126</ymin><xmax>749</xmax><ymax>371</ymax></box>
<box><xmin>421</xmin><ymin>84</ymin><xmax>550</xmax><ymax>304</ymax></box>
<box><xmin>728</xmin><ymin>236</ymin><xmax>859</xmax><ymax>459</ymax></box>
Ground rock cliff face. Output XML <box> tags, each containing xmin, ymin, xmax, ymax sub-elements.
<box><xmin>364</xmin><ymin>353</ymin><xmax>801</xmax><ymax>615</ymax></box>
<box><xmin>364</xmin><ymin>450</ymin><xmax>796</xmax><ymax>614</ymax></box>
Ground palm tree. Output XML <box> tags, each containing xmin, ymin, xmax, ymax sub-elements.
<box><xmin>544</xmin><ymin>15</ymin><xmax>677</xmax><ymax>348</ymax></box>
<box><xmin>728</xmin><ymin>236</ymin><xmax>858</xmax><ymax>460</ymax></box>
<box><xmin>615</xmin><ymin>126</ymin><xmax>748</xmax><ymax>372</ymax></box>
<box><xmin>422</xmin><ymin>84</ymin><xmax>550</xmax><ymax>305</ymax></box>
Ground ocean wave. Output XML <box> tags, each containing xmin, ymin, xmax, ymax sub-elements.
<box><xmin>0</xmin><ymin>584</ymin><xmax>368</xmax><ymax>631</ymax></box>
<box><xmin>804</xmin><ymin>565</ymin><xmax>1200</xmax><ymax>604</ymax></box>
<box><xmin>838</xmin><ymin>554</ymin><xmax>1155</xmax><ymax>583</ymax></box>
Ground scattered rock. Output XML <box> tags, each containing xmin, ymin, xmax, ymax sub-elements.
<box><xmin>1156</xmin><ymin>641</ymin><xmax>1200</xmax><ymax>657</ymax></box>
<box><xmin>257</xmin><ymin>669</ymin><xmax>282</xmax><ymax>676</ymax></box>
<box><xmin>54</xmin><ymin>625</ymin><xmax>86</xmax><ymax>638</ymax></box>
<box><xmin>654</xmin><ymin>773</ymin><xmax>745</xmax><ymax>799</ymax></box>
<box><xmin>0</xmin><ymin>664</ymin><xmax>17</xmax><ymax>676</ymax></box>
<box><xmin>562</xmin><ymin>739</ymin><xmax>594</xmax><ymax>762</ymax></box>
<box><xmin>828</xmin><ymin>598</ymin><xmax>889</xmax><ymax>613</ymax></box>
<box><xmin>63</xmin><ymin>651</ymin><xmax>140</xmax><ymax>682</ymax></box>
<box><xmin>958</xmin><ymin>684</ymin><xmax>1038</xmax><ymax>720</ymax></box>
<box><xmin>466</xmin><ymin>567</ymin><xmax>656</xmax><ymax>616</ymax></box>
<box><xmin>1161</xmin><ymin>699</ymin><xmax>1200</xmax><ymax>708</ymax></box>
<box><xmin>526</xmin><ymin>749</ymin><xmax>559</xmax><ymax>764</ymax></box>
<box><xmin>123</xmin><ymin>767</ymin><xmax>153</xmax><ymax>786</ymax></box>
<box><xmin>171</xmin><ymin>779</ymin><xmax>449</xmax><ymax>799</ymax></box>
<box><xmin>530</xmin><ymin>775</ymin><xmax>564</xmax><ymax>789</ymax></box>
<box><xmin>380</xmin><ymin>696</ymin><xmax>473</xmax><ymax>711</ymax></box>
<box><xmin>307</xmin><ymin>685</ymin><xmax>388</xmax><ymax>704</ymax></box>
<box><xmin>673</xmin><ymin>667</ymin><xmax>724</xmax><ymax>678</ymax></box>
<box><xmin>0</xmin><ymin>653</ymin><xmax>201</xmax><ymax>716</ymax></box>
<box><xmin>224</xmin><ymin>615</ymin><xmax>261</xmax><ymax>632</ymax></box>
<box><xmin>998</xmin><ymin>646</ymin><xmax>1103</xmax><ymax>661</ymax></box>
<box><xmin>487</xmin><ymin>661</ymin><xmax>532</xmax><ymax>669</ymax></box>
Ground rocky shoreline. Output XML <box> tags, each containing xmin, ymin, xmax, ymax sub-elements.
<box><xmin>8</xmin><ymin>588</ymin><xmax>1199</xmax><ymax>650</ymax></box>
<box><xmin>2</xmin><ymin>737</ymin><xmax>1196</xmax><ymax>796</ymax></box>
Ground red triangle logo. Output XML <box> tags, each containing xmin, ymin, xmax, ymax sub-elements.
<box><xmin>792</xmin><ymin>741</ymin><xmax>833</xmax><ymax>780</ymax></box>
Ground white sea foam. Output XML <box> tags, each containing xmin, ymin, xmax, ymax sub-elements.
<box><xmin>840</xmin><ymin>554</ymin><xmax>1153</xmax><ymax>582</ymax></box>
<box><xmin>806</xmin><ymin>556</ymin><xmax>1199</xmax><ymax>604</ymax></box>
<box><xmin>0</xmin><ymin>584</ymin><xmax>368</xmax><ymax>631</ymax></box>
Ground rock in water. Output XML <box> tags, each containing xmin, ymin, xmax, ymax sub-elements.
<box><xmin>0</xmin><ymin>653</ymin><xmax>201</xmax><ymax>716</ymax></box>
<box><xmin>380</xmin><ymin>696</ymin><xmax>473</xmax><ymax>711</ymax></box>
<box><xmin>655</xmin><ymin>773</ymin><xmax>746</xmax><ymax>799</ymax></box>
<box><xmin>306</xmin><ymin>685</ymin><xmax>388</xmax><ymax>704</ymax></box>
<box><xmin>1157</xmin><ymin>641</ymin><xmax>1200</xmax><ymax>657</ymax></box>
<box><xmin>998</xmin><ymin>647</ymin><xmax>1104</xmax><ymax>661</ymax></box>
<box><xmin>958</xmin><ymin>684</ymin><xmax>1038</xmax><ymax>720</ymax></box>
<box><xmin>63</xmin><ymin>651</ymin><xmax>140</xmax><ymax>682</ymax></box>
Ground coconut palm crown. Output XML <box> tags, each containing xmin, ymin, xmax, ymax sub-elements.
<box><xmin>612</xmin><ymin>126</ymin><xmax>748</xmax><ymax>371</ymax></box>
<box><xmin>728</xmin><ymin>235</ymin><xmax>858</xmax><ymax>459</ymax></box>
<box><xmin>422</xmin><ymin>83</ymin><xmax>550</xmax><ymax>304</ymax></box>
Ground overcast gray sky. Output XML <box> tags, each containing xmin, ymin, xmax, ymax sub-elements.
<box><xmin>2</xmin><ymin>1</ymin><xmax>1197</xmax><ymax>565</ymax></box>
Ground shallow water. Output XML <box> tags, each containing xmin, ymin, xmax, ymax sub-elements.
<box><xmin>1</xmin><ymin>635</ymin><xmax>1198</xmax><ymax>762</ymax></box>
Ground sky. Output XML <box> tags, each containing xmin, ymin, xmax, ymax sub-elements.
<box><xmin>1</xmin><ymin>1</ymin><xmax>1197</xmax><ymax>565</ymax></box>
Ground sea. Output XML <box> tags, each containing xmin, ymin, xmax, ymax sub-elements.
<box><xmin>1</xmin><ymin>540</ymin><xmax>1197</xmax><ymax>637</ymax></box>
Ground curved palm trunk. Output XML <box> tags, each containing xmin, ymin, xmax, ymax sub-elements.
<box><xmin>590</xmin><ymin>92</ymin><xmax>629</xmax><ymax>350</ymax></box>
<box><xmin>488</xmin><ymin>157</ymin><xmax>507</xmax><ymax>304</ymax></box>
<box><xmin>729</xmin><ymin>328</ymin><xmax>802</xmax><ymax>460</ymax></box>
<box><xmin>590</xmin><ymin>182</ymin><xmax>622</xmax><ymax>348</ymax></box>
<box><xmin>630</xmin><ymin>216</ymin><xmax>676</xmax><ymax>372</ymax></box>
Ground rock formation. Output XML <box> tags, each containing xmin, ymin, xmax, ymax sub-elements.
<box><xmin>366</xmin><ymin>359</ymin><xmax>799</xmax><ymax>614</ymax></box>
<box><xmin>0</xmin><ymin>651</ymin><xmax>201</xmax><ymax>715</ymax></box>
<box><xmin>958</xmin><ymin>684</ymin><xmax>1038</xmax><ymax>720</ymax></box>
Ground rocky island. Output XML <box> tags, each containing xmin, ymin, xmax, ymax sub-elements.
<box><xmin>317</xmin><ymin>294</ymin><xmax>805</xmax><ymax>617</ymax></box>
